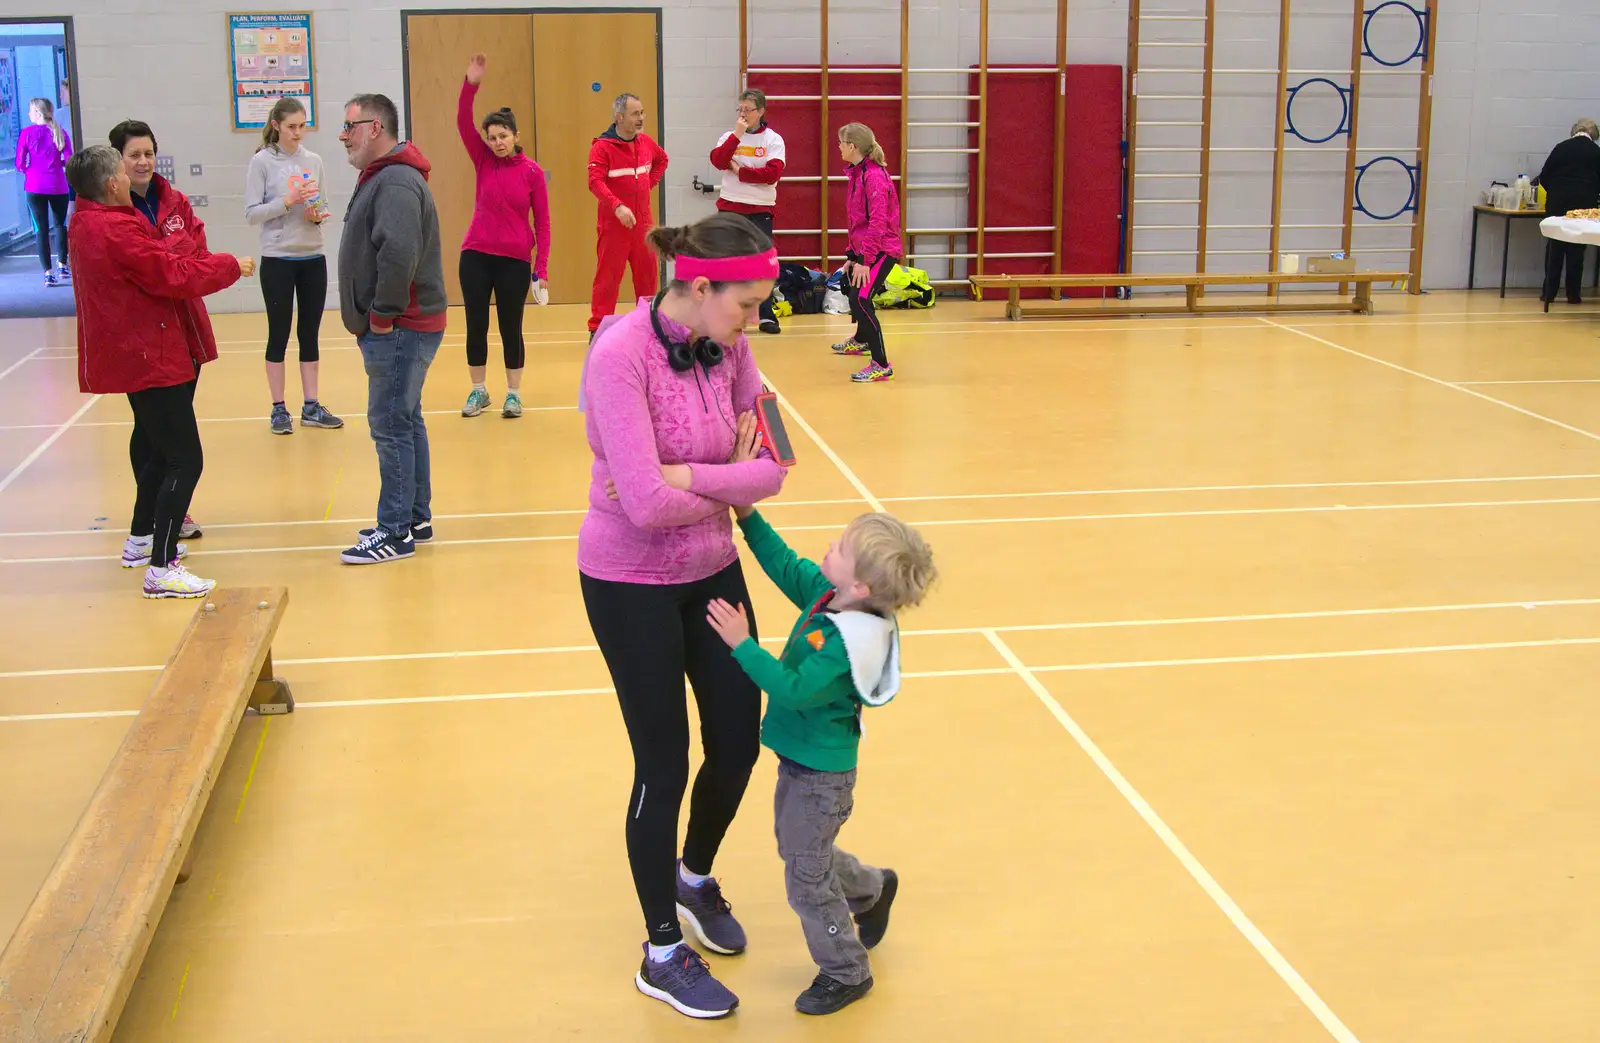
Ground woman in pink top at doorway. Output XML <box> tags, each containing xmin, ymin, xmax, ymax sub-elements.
<box><xmin>578</xmin><ymin>212</ymin><xmax>785</xmax><ymax>1019</ymax></box>
<box><xmin>457</xmin><ymin>53</ymin><xmax>552</xmax><ymax>419</ymax></box>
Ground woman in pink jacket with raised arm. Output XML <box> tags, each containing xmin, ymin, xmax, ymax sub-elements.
<box><xmin>457</xmin><ymin>53</ymin><xmax>551</xmax><ymax>418</ymax></box>
<box><xmin>579</xmin><ymin>211</ymin><xmax>785</xmax><ymax>1020</ymax></box>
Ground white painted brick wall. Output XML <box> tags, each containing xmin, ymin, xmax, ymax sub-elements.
<box><xmin>59</xmin><ymin>0</ymin><xmax>1600</xmax><ymax>310</ymax></box>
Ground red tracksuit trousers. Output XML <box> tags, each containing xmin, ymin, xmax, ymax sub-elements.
<box><xmin>589</xmin><ymin>213</ymin><xmax>659</xmax><ymax>332</ymax></box>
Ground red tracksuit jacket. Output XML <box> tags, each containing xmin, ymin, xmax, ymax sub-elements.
<box><xmin>69</xmin><ymin>198</ymin><xmax>242</xmax><ymax>394</ymax></box>
<box><xmin>587</xmin><ymin>128</ymin><xmax>668</xmax><ymax>225</ymax></box>
<box><xmin>136</xmin><ymin>175</ymin><xmax>226</xmax><ymax>371</ymax></box>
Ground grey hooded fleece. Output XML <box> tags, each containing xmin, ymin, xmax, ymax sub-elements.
<box><xmin>337</xmin><ymin>141</ymin><xmax>446</xmax><ymax>336</ymax></box>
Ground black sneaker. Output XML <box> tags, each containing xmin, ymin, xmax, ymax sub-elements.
<box><xmin>759</xmin><ymin>317</ymin><xmax>781</xmax><ymax>334</ymax></box>
<box><xmin>358</xmin><ymin>522</ymin><xmax>433</xmax><ymax>543</ymax></box>
<box><xmin>339</xmin><ymin>528</ymin><xmax>415</xmax><ymax>565</ymax></box>
<box><xmin>854</xmin><ymin>868</ymin><xmax>897</xmax><ymax>949</ymax></box>
<box><xmin>795</xmin><ymin>972</ymin><xmax>873</xmax><ymax>1015</ymax></box>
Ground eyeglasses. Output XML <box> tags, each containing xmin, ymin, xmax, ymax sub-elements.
<box><xmin>341</xmin><ymin>119</ymin><xmax>377</xmax><ymax>133</ymax></box>
<box><xmin>737</xmin><ymin>106</ymin><xmax>760</xmax><ymax>114</ymax></box>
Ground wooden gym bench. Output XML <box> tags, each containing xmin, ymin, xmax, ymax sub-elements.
<box><xmin>969</xmin><ymin>270</ymin><xmax>1412</xmax><ymax>321</ymax></box>
<box><xmin>0</xmin><ymin>586</ymin><xmax>293</xmax><ymax>1043</ymax></box>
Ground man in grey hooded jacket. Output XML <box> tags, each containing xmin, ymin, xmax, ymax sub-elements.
<box><xmin>336</xmin><ymin>92</ymin><xmax>446</xmax><ymax>565</ymax></box>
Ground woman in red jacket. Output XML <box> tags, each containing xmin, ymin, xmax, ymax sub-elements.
<box><xmin>111</xmin><ymin>119</ymin><xmax>221</xmax><ymax>540</ymax></box>
<box><xmin>831</xmin><ymin>123</ymin><xmax>902</xmax><ymax>383</ymax></box>
<box><xmin>66</xmin><ymin>145</ymin><xmax>255</xmax><ymax>598</ymax></box>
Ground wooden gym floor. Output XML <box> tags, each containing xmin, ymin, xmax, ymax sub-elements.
<box><xmin>2</xmin><ymin>291</ymin><xmax>1598</xmax><ymax>1041</ymax></box>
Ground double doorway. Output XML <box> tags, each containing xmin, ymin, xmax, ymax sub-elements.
<box><xmin>402</xmin><ymin>10</ymin><xmax>663</xmax><ymax>306</ymax></box>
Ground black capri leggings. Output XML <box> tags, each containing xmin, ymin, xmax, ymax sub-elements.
<box><xmin>460</xmin><ymin>248</ymin><xmax>531</xmax><ymax>370</ymax></box>
<box><xmin>580</xmin><ymin>561</ymin><xmax>763</xmax><ymax>947</ymax></box>
<box><xmin>260</xmin><ymin>255</ymin><xmax>327</xmax><ymax>364</ymax></box>
<box><xmin>846</xmin><ymin>252</ymin><xmax>896</xmax><ymax>368</ymax></box>
<box><xmin>28</xmin><ymin>193</ymin><xmax>69</xmax><ymax>272</ymax></box>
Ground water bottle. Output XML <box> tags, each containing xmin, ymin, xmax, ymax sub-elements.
<box><xmin>299</xmin><ymin>170</ymin><xmax>328</xmax><ymax>219</ymax></box>
<box><xmin>1514</xmin><ymin>174</ymin><xmax>1531</xmax><ymax>209</ymax></box>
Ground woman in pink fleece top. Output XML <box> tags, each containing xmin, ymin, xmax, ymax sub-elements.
<box><xmin>579</xmin><ymin>212</ymin><xmax>784</xmax><ymax>1018</ymax></box>
<box><xmin>457</xmin><ymin>53</ymin><xmax>552</xmax><ymax>419</ymax></box>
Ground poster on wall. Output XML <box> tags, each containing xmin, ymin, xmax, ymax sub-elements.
<box><xmin>228</xmin><ymin>12</ymin><xmax>314</xmax><ymax>131</ymax></box>
<box><xmin>0</xmin><ymin>51</ymin><xmax>18</xmax><ymax>159</ymax></box>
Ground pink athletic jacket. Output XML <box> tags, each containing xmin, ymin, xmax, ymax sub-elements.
<box><xmin>457</xmin><ymin>79</ymin><xmax>552</xmax><ymax>279</ymax></box>
<box><xmin>579</xmin><ymin>301</ymin><xmax>787</xmax><ymax>584</ymax></box>
<box><xmin>844</xmin><ymin>158</ymin><xmax>902</xmax><ymax>263</ymax></box>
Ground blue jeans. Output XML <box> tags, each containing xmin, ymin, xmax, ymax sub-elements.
<box><xmin>358</xmin><ymin>326</ymin><xmax>442</xmax><ymax>535</ymax></box>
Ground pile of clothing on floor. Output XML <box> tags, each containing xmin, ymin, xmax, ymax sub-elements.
<box><xmin>771</xmin><ymin>261</ymin><xmax>936</xmax><ymax>318</ymax></box>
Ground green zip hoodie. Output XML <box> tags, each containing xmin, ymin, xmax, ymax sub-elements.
<box><xmin>731</xmin><ymin>511</ymin><xmax>902</xmax><ymax>772</ymax></box>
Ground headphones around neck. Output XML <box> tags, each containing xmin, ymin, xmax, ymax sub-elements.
<box><xmin>649</xmin><ymin>291</ymin><xmax>725</xmax><ymax>373</ymax></box>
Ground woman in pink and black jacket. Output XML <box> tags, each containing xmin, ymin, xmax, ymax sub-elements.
<box><xmin>578</xmin><ymin>211</ymin><xmax>785</xmax><ymax>1019</ymax></box>
<box><xmin>830</xmin><ymin>122</ymin><xmax>902</xmax><ymax>383</ymax></box>
<box><xmin>457</xmin><ymin>53</ymin><xmax>552</xmax><ymax>418</ymax></box>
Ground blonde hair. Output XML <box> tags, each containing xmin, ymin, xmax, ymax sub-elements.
<box><xmin>846</xmin><ymin>513</ymin><xmax>936</xmax><ymax>613</ymax></box>
<box><xmin>839</xmin><ymin>122</ymin><xmax>886</xmax><ymax>167</ymax></box>
<box><xmin>260</xmin><ymin>96</ymin><xmax>307</xmax><ymax>152</ymax></box>
<box><xmin>1574</xmin><ymin>118</ymin><xmax>1599</xmax><ymax>140</ymax></box>
<box><xmin>30</xmin><ymin>98</ymin><xmax>64</xmax><ymax>152</ymax></box>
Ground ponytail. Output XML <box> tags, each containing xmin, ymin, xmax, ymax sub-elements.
<box><xmin>649</xmin><ymin>211</ymin><xmax>774</xmax><ymax>289</ymax></box>
<box><xmin>259</xmin><ymin>96</ymin><xmax>306</xmax><ymax>152</ymax></box>
<box><xmin>30</xmin><ymin>99</ymin><xmax>64</xmax><ymax>152</ymax></box>
<box><xmin>838</xmin><ymin>122</ymin><xmax>888</xmax><ymax>170</ymax></box>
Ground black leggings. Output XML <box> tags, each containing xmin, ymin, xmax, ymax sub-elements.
<box><xmin>580</xmin><ymin>561</ymin><xmax>763</xmax><ymax>946</ymax></box>
<box><xmin>737</xmin><ymin>211</ymin><xmax>778</xmax><ymax>323</ymax></box>
<box><xmin>847</xmin><ymin>253</ymin><xmax>895</xmax><ymax>367</ymax></box>
<box><xmin>459</xmin><ymin>249</ymin><xmax>531</xmax><ymax>370</ymax></box>
<box><xmin>28</xmin><ymin>193</ymin><xmax>69</xmax><ymax>272</ymax></box>
<box><xmin>127</xmin><ymin>378</ymin><xmax>203</xmax><ymax>568</ymax></box>
<box><xmin>260</xmin><ymin>255</ymin><xmax>327</xmax><ymax>363</ymax></box>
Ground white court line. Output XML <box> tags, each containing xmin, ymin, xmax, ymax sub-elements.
<box><xmin>0</xmin><ymin>347</ymin><xmax>43</xmax><ymax>384</ymax></box>
<box><xmin>5</xmin><ymin>594</ymin><xmax>1598</xmax><ymax>680</ymax></box>
<box><xmin>7</xmin><ymin>493</ymin><xmax>1599</xmax><ymax>565</ymax></box>
<box><xmin>1261</xmin><ymin>318</ymin><xmax>1600</xmax><ymax>445</ymax></box>
<box><xmin>1453</xmin><ymin>379</ymin><xmax>1600</xmax><ymax>386</ymax></box>
<box><xmin>1029</xmin><ymin>635</ymin><xmax>1600</xmax><ymax>673</ymax></box>
<box><xmin>0</xmin><ymin>396</ymin><xmax>102</xmax><ymax>496</ymax></box>
<box><xmin>5</xmin><ymin>475</ymin><xmax>1596</xmax><ymax>540</ymax></box>
<box><xmin>0</xmin><ymin>405</ymin><xmax>579</xmax><ymax>432</ymax></box>
<box><xmin>980</xmin><ymin>629</ymin><xmax>1363</xmax><ymax>1043</ymax></box>
<box><xmin>759</xmin><ymin>374</ymin><xmax>885</xmax><ymax>512</ymax></box>
<box><xmin>0</xmin><ymin>497</ymin><xmax>865</xmax><ymax>539</ymax></box>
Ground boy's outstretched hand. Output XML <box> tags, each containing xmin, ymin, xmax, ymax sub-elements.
<box><xmin>706</xmin><ymin>598</ymin><xmax>751</xmax><ymax>648</ymax></box>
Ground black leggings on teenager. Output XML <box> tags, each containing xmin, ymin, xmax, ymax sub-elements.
<box><xmin>459</xmin><ymin>249</ymin><xmax>531</xmax><ymax>370</ymax></box>
<box><xmin>260</xmin><ymin>255</ymin><xmax>328</xmax><ymax>363</ymax></box>
<box><xmin>28</xmin><ymin>193</ymin><xmax>69</xmax><ymax>271</ymax></box>
<box><xmin>127</xmin><ymin>379</ymin><xmax>203</xmax><ymax>568</ymax></box>
<box><xmin>846</xmin><ymin>253</ymin><xmax>895</xmax><ymax>367</ymax></box>
<box><xmin>580</xmin><ymin>561</ymin><xmax>763</xmax><ymax>947</ymax></box>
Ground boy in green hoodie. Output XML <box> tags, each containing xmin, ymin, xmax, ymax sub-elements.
<box><xmin>706</xmin><ymin>507</ymin><xmax>936</xmax><ymax>1015</ymax></box>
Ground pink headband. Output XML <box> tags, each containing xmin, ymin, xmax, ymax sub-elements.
<box><xmin>674</xmin><ymin>248</ymin><xmax>780</xmax><ymax>283</ymax></box>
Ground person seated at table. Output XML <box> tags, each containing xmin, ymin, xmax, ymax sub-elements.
<box><xmin>1536</xmin><ymin>118</ymin><xmax>1600</xmax><ymax>308</ymax></box>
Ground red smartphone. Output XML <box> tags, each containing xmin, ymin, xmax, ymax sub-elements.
<box><xmin>754</xmin><ymin>391</ymin><xmax>796</xmax><ymax>466</ymax></box>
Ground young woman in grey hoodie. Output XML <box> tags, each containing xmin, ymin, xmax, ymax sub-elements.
<box><xmin>245</xmin><ymin>96</ymin><xmax>343</xmax><ymax>435</ymax></box>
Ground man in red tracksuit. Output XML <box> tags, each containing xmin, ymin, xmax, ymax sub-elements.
<box><xmin>587</xmin><ymin>92</ymin><xmax>668</xmax><ymax>334</ymax></box>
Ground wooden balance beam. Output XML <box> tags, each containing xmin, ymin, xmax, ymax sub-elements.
<box><xmin>969</xmin><ymin>270</ymin><xmax>1412</xmax><ymax>321</ymax></box>
<box><xmin>0</xmin><ymin>587</ymin><xmax>293</xmax><ymax>1043</ymax></box>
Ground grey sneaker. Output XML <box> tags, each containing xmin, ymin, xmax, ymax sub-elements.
<box><xmin>270</xmin><ymin>405</ymin><xmax>293</xmax><ymax>435</ymax></box>
<box><xmin>462</xmin><ymin>388</ymin><xmax>491</xmax><ymax>417</ymax></box>
<box><xmin>502</xmin><ymin>390</ymin><xmax>523</xmax><ymax>418</ymax></box>
<box><xmin>300</xmin><ymin>401</ymin><xmax>344</xmax><ymax>429</ymax></box>
<box><xmin>674</xmin><ymin>862</ymin><xmax>746</xmax><ymax>955</ymax></box>
<box><xmin>634</xmin><ymin>943</ymin><xmax>739</xmax><ymax>1019</ymax></box>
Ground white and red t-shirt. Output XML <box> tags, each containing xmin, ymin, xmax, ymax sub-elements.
<box><xmin>710</xmin><ymin>124</ymin><xmax>786</xmax><ymax>214</ymax></box>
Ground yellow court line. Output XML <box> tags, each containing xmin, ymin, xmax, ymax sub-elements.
<box><xmin>234</xmin><ymin>716</ymin><xmax>272</xmax><ymax>823</ymax></box>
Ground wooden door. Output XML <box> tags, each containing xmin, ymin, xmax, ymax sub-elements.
<box><xmin>532</xmin><ymin>12</ymin><xmax>661</xmax><ymax>305</ymax></box>
<box><xmin>403</xmin><ymin>14</ymin><xmax>536</xmax><ymax>307</ymax></box>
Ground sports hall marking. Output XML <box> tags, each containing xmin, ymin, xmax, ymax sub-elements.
<box><xmin>759</xmin><ymin>374</ymin><xmax>884</xmax><ymax>511</ymax></box>
<box><xmin>1261</xmin><ymin>318</ymin><xmax>1600</xmax><ymax>445</ymax></box>
<box><xmin>6</xmin><ymin>492</ymin><xmax>1600</xmax><ymax>565</ymax></box>
<box><xmin>0</xmin><ymin>406</ymin><xmax>579</xmax><ymax>431</ymax></box>
<box><xmin>7</xmin><ymin>634</ymin><xmax>1599</xmax><ymax>724</ymax></box>
<box><xmin>0</xmin><ymin>347</ymin><xmax>43</xmax><ymax>384</ymax></box>
<box><xmin>6</xmin><ymin>474</ymin><xmax>1598</xmax><ymax>539</ymax></box>
<box><xmin>1454</xmin><ymin>379</ymin><xmax>1600</xmax><ymax>386</ymax></box>
<box><xmin>0</xmin><ymin>395</ymin><xmax>101</xmax><ymax>496</ymax></box>
<box><xmin>980</xmin><ymin>628</ymin><xmax>1363</xmax><ymax>1043</ymax></box>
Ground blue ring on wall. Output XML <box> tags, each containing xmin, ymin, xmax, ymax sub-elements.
<box><xmin>1362</xmin><ymin>1</ymin><xmax>1429</xmax><ymax>68</ymax></box>
<box><xmin>1353</xmin><ymin>155</ymin><xmax>1419</xmax><ymax>221</ymax></box>
<box><xmin>1285</xmin><ymin>78</ymin><xmax>1352</xmax><ymax>144</ymax></box>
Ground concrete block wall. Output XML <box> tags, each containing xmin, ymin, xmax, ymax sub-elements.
<box><xmin>58</xmin><ymin>0</ymin><xmax>1600</xmax><ymax>310</ymax></box>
